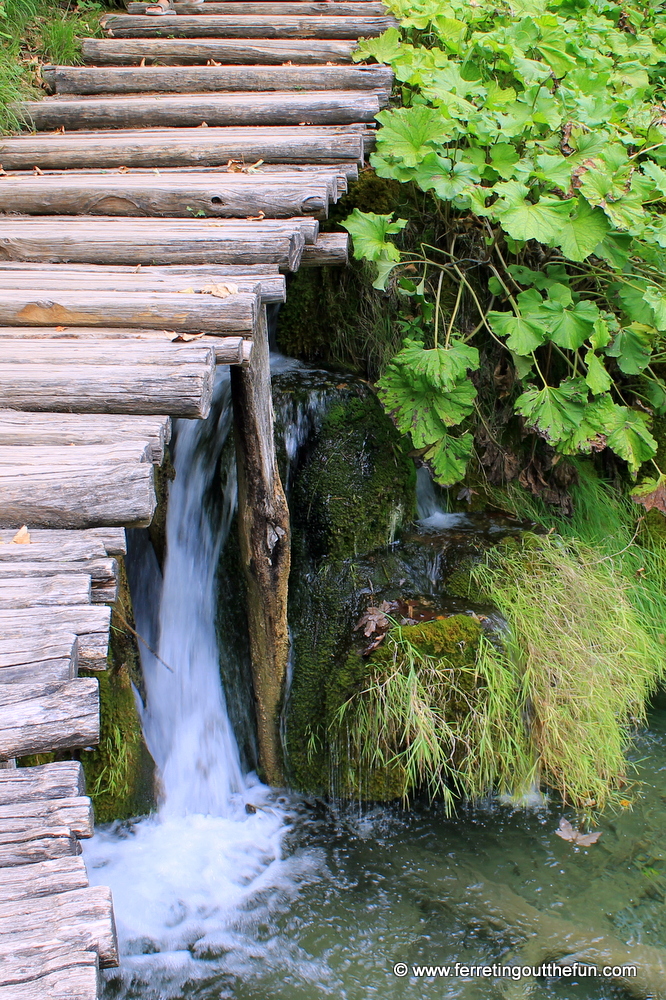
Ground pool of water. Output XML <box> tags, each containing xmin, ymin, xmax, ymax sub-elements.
<box><xmin>88</xmin><ymin>708</ymin><xmax>666</xmax><ymax>1000</ymax></box>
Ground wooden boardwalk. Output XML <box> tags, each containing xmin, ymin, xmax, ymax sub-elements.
<box><xmin>0</xmin><ymin>0</ymin><xmax>392</xmax><ymax>994</ymax></box>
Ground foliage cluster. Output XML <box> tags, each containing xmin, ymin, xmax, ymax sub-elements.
<box><xmin>0</xmin><ymin>0</ymin><xmax>110</xmax><ymax>132</ymax></box>
<box><xmin>345</xmin><ymin>0</ymin><xmax>666</xmax><ymax>493</ymax></box>
<box><xmin>336</xmin><ymin>525</ymin><xmax>666</xmax><ymax>811</ymax></box>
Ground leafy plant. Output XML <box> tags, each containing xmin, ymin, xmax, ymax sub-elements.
<box><xmin>344</xmin><ymin>0</ymin><xmax>666</xmax><ymax>489</ymax></box>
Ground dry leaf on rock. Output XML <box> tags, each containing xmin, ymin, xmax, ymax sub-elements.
<box><xmin>555</xmin><ymin>817</ymin><xmax>602</xmax><ymax>846</ymax></box>
<box><xmin>202</xmin><ymin>282</ymin><xmax>238</xmax><ymax>298</ymax></box>
<box><xmin>172</xmin><ymin>332</ymin><xmax>205</xmax><ymax>342</ymax></box>
<box><xmin>354</xmin><ymin>600</ymin><xmax>394</xmax><ymax>638</ymax></box>
<box><xmin>12</xmin><ymin>525</ymin><xmax>31</xmax><ymax>544</ymax></box>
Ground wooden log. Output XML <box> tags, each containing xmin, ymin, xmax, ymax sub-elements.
<box><xmin>0</xmin><ymin>659</ymin><xmax>76</xmax><ymax>686</ymax></box>
<box><xmin>17</xmin><ymin>90</ymin><xmax>383</xmax><ymax>131</ymax></box>
<box><xmin>82</xmin><ymin>36</ymin><xmax>358</xmax><ymax>64</ymax></box>
<box><xmin>0</xmin><ymin>412</ymin><xmax>171</xmax><ymax>464</ymax></box>
<box><xmin>0</xmin><ymin>216</ymin><xmax>307</xmax><ymax>270</ymax></box>
<box><xmin>0</xmin><ymin>948</ymin><xmax>99</xmax><ymax>999</ymax></box>
<box><xmin>0</xmin><ymin>173</ymin><xmax>333</xmax><ymax>220</ymax></box>
<box><xmin>0</xmin><ymin>856</ymin><xmax>89</xmax><ymax>902</ymax></box>
<box><xmin>0</xmin><ymin>124</ymin><xmax>369</xmax><ymax>169</ymax></box>
<box><xmin>0</xmin><ymin>442</ymin><xmax>153</xmax><ymax>464</ymax></box>
<box><xmin>0</xmin><ymin>328</ymin><xmax>251</xmax><ymax>365</ymax></box>
<box><xmin>0</xmin><ymin>798</ymin><xmax>93</xmax><ymax>839</ymax></box>
<box><xmin>0</xmin><ymin>825</ymin><xmax>81</xmax><ymax>867</ymax></box>
<box><xmin>0</xmin><ymin>287</ymin><xmax>258</xmax><ymax>332</ymax></box>
<box><xmin>230</xmin><ymin>304</ymin><xmax>289</xmax><ymax>786</ymax></box>
<box><xmin>0</xmin><ymin>677</ymin><xmax>99</xmax><ymax>760</ymax></box>
<box><xmin>127</xmin><ymin>2</ymin><xmax>389</xmax><ymax>14</ymax></box>
<box><xmin>0</xmin><ymin>263</ymin><xmax>286</xmax><ymax>304</ymax></box>
<box><xmin>0</xmin><ymin>635</ymin><xmax>78</xmax><ymax>676</ymax></box>
<box><xmin>0</xmin><ymin>885</ymin><xmax>118</xmax><ymax>967</ymax></box>
<box><xmin>101</xmin><ymin>13</ymin><xmax>398</xmax><ymax>37</ymax></box>
<box><xmin>0</xmin><ymin>576</ymin><xmax>92</xmax><ymax>610</ymax></box>
<box><xmin>42</xmin><ymin>62</ymin><xmax>393</xmax><ymax>94</ymax></box>
<box><xmin>0</xmin><ymin>761</ymin><xmax>85</xmax><ymax>803</ymax></box>
<box><xmin>300</xmin><ymin>230</ymin><xmax>348</xmax><ymax>266</ymax></box>
<box><xmin>0</xmin><ymin>529</ymin><xmax>125</xmax><ymax>556</ymax></box>
<box><xmin>0</xmin><ymin>608</ymin><xmax>109</xmax><ymax>668</ymax></box>
<box><xmin>0</xmin><ymin>461</ymin><xmax>156</xmax><ymax>529</ymax></box>
<box><xmin>0</xmin><ymin>559</ymin><xmax>116</xmax><ymax>586</ymax></box>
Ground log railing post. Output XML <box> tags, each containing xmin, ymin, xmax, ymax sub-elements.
<box><xmin>230</xmin><ymin>308</ymin><xmax>290</xmax><ymax>786</ymax></box>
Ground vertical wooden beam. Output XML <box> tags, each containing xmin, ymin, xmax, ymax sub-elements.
<box><xmin>230</xmin><ymin>308</ymin><xmax>290</xmax><ymax>786</ymax></box>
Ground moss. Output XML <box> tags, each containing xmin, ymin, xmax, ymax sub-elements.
<box><xmin>326</xmin><ymin>171</ymin><xmax>402</xmax><ymax>228</ymax></box>
<box><xmin>293</xmin><ymin>389</ymin><xmax>416</xmax><ymax>562</ymax></box>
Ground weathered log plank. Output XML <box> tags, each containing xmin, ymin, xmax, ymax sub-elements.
<box><xmin>82</xmin><ymin>36</ymin><xmax>357</xmax><ymax>64</ymax></box>
<box><xmin>0</xmin><ymin>798</ymin><xmax>93</xmax><ymax>839</ymax></box>
<box><xmin>43</xmin><ymin>62</ymin><xmax>393</xmax><ymax>95</ymax></box>
<box><xmin>0</xmin><ymin>562</ymin><xmax>117</xmax><ymax>607</ymax></box>
<box><xmin>0</xmin><ymin>263</ymin><xmax>286</xmax><ymax>304</ymax></box>
<box><xmin>0</xmin><ymin>659</ymin><xmax>76</xmax><ymax>686</ymax></box>
<box><xmin>0</xmin><ymin>328</ymin><xmax>252</xmax><ymax>364</ymax></box>
<box><xmin>0</xmin><ymin>885</ymin><xmax>118</xmax><ymax>967</ymax></box>
<box><xmin>300</xmin><ymin>230</ymin><xmax>348</xmax><ymax>266</ymax></box>
<box><xmin>0</xmin><ymin>216</ymin><xmax>307</xmax><ymax>269</ymax></box>
<box><xmin>0</xmin><ymin>528</ymin><xmax>126</xmax><ymax>556</ymax></box>
<box><xmin>0</xmin><ymin>856</ymin><xmax>89</xmax><ymax>902</ymax></box>
<box><xmin>0</xmin><ymin>287</ymin><xmax>258</xmax><ymax>332</ymax></box>
<box><xmin>101</xmin><ymin>13</ymin><xmax>398</xmax><ymax>37</ymax></box>
<box><xmin>0</xmin><ymin>460</ymin><xmax>156</xmax><ymax>529</ymax></box>
<box><xmin>0</xmin><ymin>413</ymin><xmax>171</xmax><ymax>464</ymax></box>
<box><xmin>0</xmin><ymin>635</ymin><xmax>78</xmax><ymax>669</ymax></box>
<box><xmin>0</xmin><ymin>576</ymin><xmax>92</xmax><ymax>610</ymax></box>
<box><xmin>0</xmin><ymin>363</ymin><xmax>214</xmax><ymax>418</ymax></box>
<box><xmin>17</xmin><ymin>90</ymin><xmax>382</xmax><ymax>130</ymax></box>
<box><xmin>0</xmin><ymin>173</ymin><xmax>333</xmax><ymax>220</ymax></box>
<box><xmin>0</xmin><ymin>947</ymin><xmax>99</xmax><ymax>999</ymax></box>
<box><xmin>128</xmin><ymin>2</ymin><xmax>389</xmax><ymax>14</ymax></box>
<box><xmin>0</xmin><ymin>442</ymin><xmax>152</xmax><ymax>464</ymax></box>
<box><xmin>0</xmin><ymin>677</ymin><xmax>99</xmax><ymax>760</ymax></box>
<box><xmin>0</xmin><ymin>825</ymin><xmax>81</xmax><ymax>867</ymax></box>
<box><xmin>0</xmin><ymin>124</ymin><xmax>369</xmax><ymax>169</ymax></box>
<box><xmin>0</xmin><ymin>761</ymin><xmax>85</xmax><ymax>804</ymax></box>
<box><xmin>0</xmin><ymin>609</ymin><xmax>108</xmax><ymax>669</ymax></box>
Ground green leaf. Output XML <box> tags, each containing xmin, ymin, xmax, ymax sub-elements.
<box><xmin>542</xmin><ymin>295</ymin><xmax>599</xmax><ymax>350</ymax></box>
<box><xmin>515</xmin><ymin>381</ymin><xmax>587</xmax><ymax>445</ymax></box>
<box><xmin>487</xmin><ymin>309</ymin><xmax>545</xmax><ymax>354</ymax></box>
<box><xmin>606</xmin><ymin>323</ymin><xmax>653</xmax><ymax>374</ymax></box>
<box><xmin>374</xmin><ymin>105</ymin><xmax>456</xmax><ymax>168</ymax></box>
<box><xmin>353</xmin><ymin>27</ymin><xmax>405</xmax><ymax>65</ymax></box>
<box><xmin>556</xmin><ymin>196</ymin><xmax>611</xmax><ymax>261</ymax></box>
<box><xmin>425</xmin><ymin>431</ymin><xmax>474</xmax><ymax>487</ymax></box>
<box><xmin>642</xmin><ymin>285</ymin><xmax>666</xmax><ymax>331</ymax></box>
<box><xmin>490</xmin><ymin>143</ymin><xmax>520</xmax><ymax>180</ymax></box>
<box><xmin>493</xmin><ymin>183</ymin><xmax>574</xmax><ymax>244</ymax></box>
<box><xmin>341</xmin><ymin>209</ymin><xmax>408</xmax><ymax>263</ymax></box>
<box><xmin>605</xmin><ymin>406</ymin><xmax>657</xmax><ymax>473</ymax></box>
<box><xmin>584</xmin><ymin>350</ymin><xmax>612</xmax><ymax>395</ymax></box>
<box><xmin>395</xmin><ymin>339</ymin><xmax>480</xmax><ymax>389</ymax></box>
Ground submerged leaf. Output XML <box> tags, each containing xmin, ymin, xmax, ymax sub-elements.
<box><xmin>555</xmin><ymin>817</ymin><xmax>602</xmax><ymax>846</ymax></box>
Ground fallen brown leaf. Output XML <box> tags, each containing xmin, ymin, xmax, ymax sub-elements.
<box><xmin>12</xmin><ymin>525</ymin><xmax>31</xmax><ymax>544</ymax></box>
<box><xmin>555</xmin><ymin>817</ymin><xmax>602</xmax><ymax>847</ymax></box>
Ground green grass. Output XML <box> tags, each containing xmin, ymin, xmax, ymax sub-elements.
<box><xmin>0</xmin><ymin>0</ymin><xmax>112</xmax><ymax>133</ymax></box>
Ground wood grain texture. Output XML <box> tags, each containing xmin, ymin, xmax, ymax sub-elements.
<box><xmin>0</xmin><ymin>825</ymin><xmax>81</xmax><ymax>867</ymax></box>
<box><xmin>101</xmin><ymin>13</ymin><xmax>398</xmax><ymax>37</ymax></box>
<box><xmin>43</xmin><ymin>62</ymin><xmax>393</xmax><ymax>95</ymax></box>
<box><xmin>300</xmin><ymin>230</ymin><xmax>348</xmax><ymax>265</ymax></box>
<box><xmin>17</xmin><ymin>90</ymin><xmax>384</xmax><ymax>131</ymax></box>
<box><xmin>0</xmin><ymin>173</ymin><xmax>333</xmax><ymax>220</ymax></box>
<box><xmin>127</xmin><ymin>2</ymin><xmax>389</xmax><ymax>14</ymax></box>
<box><xmin>82</xmin><ymin>36</ymin><xmax>358</xmax><ymax>63</ymax></box>
<box><xmin>0</xmin><ymin>635</ymin><xmax>78</xmax><ymax>679</ymax></box>
<box><xmin>0</xmin><ymin>412</ymin><xmax>171</xmax><ymax>464</ymax></box>
<box><xmin>0</xmin><ymin>761</ymin><xmax>85</xmax><ymax>803</ymax></box>
<box><xmin>0</xmin><ymin>856</ymin><xmax>89</xmax><ymax>901</ymax></box>
<box><xmin>0</xmin><ymin>287</ymin><xmax>258</xmax><ymax>332</ymax></box>
<box><xmin>0</xmin><ymin>441</ymin><xmax>153</xmax><ymax>464</ymax></box>
<box><xmin>0</xmin><ymin>529</ymin><xmax>126</xmax><ymax>555</ymax></box>
<box><xmin>0</xmin><ymin>460</ymin><xmax>157</xmax><ymax>528</ymax></box>
<box><xmin>0</xmin><ymin>884</ymin><xmax>118</xmax><ymax>967</ymax></box>
<box><xmin>0</xmin><ymin>575</ymin><xmax>92</xmax><ymax>610</ymax></box>
<box><xmin>0</xmin><ymin>608</ymin><xmax>110</xmax><ymax>669</ymax></box>
<box><xmin>0</xmin><ymin>328</ymin><xmax>251</xmax><ymax>364</ymax></box>
<box><xmin>0</xmin><ymin>124</ymin><xmax>369</xmax><ymax>169</ymax></box>
<box><xmin>0</xmin><ymin>677</ymin><xmax>99</xmax><ymax>760</ymax></box>
<box><xmin>0</xmin><ymin>798</ymin><xmax>93</xmax><ymax>839</ymax></box>
<box><xmin>0</xmin><ymin>216</ymin><xmax>308</xmax><ymax>270</ymax></box>
<box><xmin>0</xmin><ymin>951</ymin><xmax>99</xmax><ymax>999</ymax></box>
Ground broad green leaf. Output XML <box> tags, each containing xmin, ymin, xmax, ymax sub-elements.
<box><xmin>515</xmin><ymin>382</ymin><xmax>587</xmax><ymax>444</ymax></box>
<box><xmin>556</xmin><ymin>196</ymin><xmax>611</xmax><ymax>261</ymax></box>
<box><xmin>353</xmin><ymin>27</ymin><xmax>405</xmax><ymax>65</ymax></box>
<box><xmin>605</xmin><ymin>406</ymin><xmax>657</xmax><ymax>473</ymax></box>
<box><xmin>605</xmin><ymin>323</ymin><xmax>653</xmax><ymax>374</ymax></box>
<box><xmin>641</xmin><ymin>159</ymin><xmax>666</xmax><ymax>196</ymax></box>
<box><xmin>642</xmin><ymin>285</ymin><xmax>666</xmax><ymax>331</ymax></box>
<box><xmin>490</xmin><ymin>143</ymin><xmax>520</xmax><ymax>179</ymax></box>
<box><xmin>493</xmin><ymin>183</ymin><xmax>575</xmax><ymax>244</ymax></box>
<box><xmin>341</xmin><ymin>210</ymin><xmax>408</xmax><ymax>263</ymax></box>
<box><xmin>374</xmin><ymin>105</ymin><xmax>456</xmax><ymax>168</ymax></box>
<box><xmin>431</xmin><ymin>379</ymin><xmax>477</xmax><ymax>425</ymax></box>
<box><xmin>425</xmin><ymin>431</ymin><xmax>474</xmax><ymax>487</ymax></box>
<box><xmin>395</xmin><ymin>339</ymin><xmax>480</xmax><ymax>389</ymax></box>
<box><xmin>487</xmin><ymin>309</ymin><xmax>545</xmax><ymax>354</ymax></box>
<box><xmin>542</xmin><ymin>295</ymin><xmax>599</xmax><ymax>350</ymax></box>
<box><xmin>584</xmin><ymin>350</ymin><xmax>612</xmax><ymax>394</ymax></box>
<box><xmin>645</xmin><ymin>379</ymin><xmax>666</xmax><ymax>416</ymax></box>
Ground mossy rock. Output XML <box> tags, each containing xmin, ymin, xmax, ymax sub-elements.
<box><xmin>287</xmin><ymin>614</ymin><xmax>483</xmax><ymax>801</ymax></box>
<box><xmin>291</xmin><ymin>388</ymin><xmax>416</xmax><ymax>562</ymax></box>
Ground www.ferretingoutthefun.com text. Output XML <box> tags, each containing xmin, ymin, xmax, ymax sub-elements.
<box><xmin>391</xmin><ymin>962</ymin><xmax>638</xmax><ymax>981</ymax></box>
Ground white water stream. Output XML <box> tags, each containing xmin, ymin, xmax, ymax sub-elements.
<box><xmin>85</xmin><ymin>373</ymin><xmax>305</xmax><ymax>995</ymax></box>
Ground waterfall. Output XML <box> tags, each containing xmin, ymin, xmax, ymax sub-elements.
<box><xmin>84</xmin><ymin>371</ymin><xmax>301</xmax><ymax>995</ymax></box>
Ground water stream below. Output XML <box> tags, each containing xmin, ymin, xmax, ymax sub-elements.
<box><xmin>85</xmin><ymin>365</ymin><xmax>666</xmax><ymax>1000</ymax></box>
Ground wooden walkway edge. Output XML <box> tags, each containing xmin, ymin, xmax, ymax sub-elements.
<box><xmin>0</xmin><ymin>0</ymin><xmax>392</xmax><ymax>994</ymax></box>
